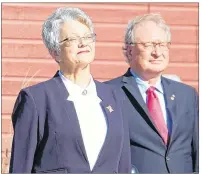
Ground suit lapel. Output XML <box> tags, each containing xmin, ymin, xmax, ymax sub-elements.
<box><xmin>53</xmin><ymin>71</ymin><xmax>90</xmax><ymax>166</ymax></box>
<box><xmin>161</xmin><ymin>77</ymin><xmax>177</xmax><ymax>147</ymax></box>
<box><xmin>123</xmin><ymin>75</ymin><xmax>149</xmax><ymax>115</ymax></box>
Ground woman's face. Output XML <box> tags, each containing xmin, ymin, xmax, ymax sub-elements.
<box><xmin>58</xmin><ymin>20</ymin><xmax>96</xmax><ymax>71</ymax></box>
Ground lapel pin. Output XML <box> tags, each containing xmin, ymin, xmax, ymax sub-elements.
<box><xmin>106</xmin><ymin>105</ymin><xmax>114</xmax><ymax>113</ymax></box>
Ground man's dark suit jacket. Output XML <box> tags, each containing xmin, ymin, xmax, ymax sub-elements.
<box><xmin>9</xmin><ymin>71</ymin><xmax>131</xmax><ymax>173</ymax></box>
<box><xmin>106</xmin><ymin>69</ymin><xmax>199</xmax><ymax>173</ymax></box>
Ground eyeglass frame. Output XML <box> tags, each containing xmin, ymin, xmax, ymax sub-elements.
<box><xmin>59</xmin><ymin>33</ymin><xmax>97</xmax><ymax>46</ymax></box>
<box><xmin>128</xmin><ymin>41</ymin><xmax>171</xmax><ymax>51</ymax></box>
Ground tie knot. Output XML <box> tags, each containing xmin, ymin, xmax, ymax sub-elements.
<box><xmin>146</xmin><ymin>86</ymin><xmax>156</xmax><ymax>94</ymax></box>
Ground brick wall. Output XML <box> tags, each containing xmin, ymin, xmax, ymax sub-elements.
<box><xmin>2</xmin><ymin>2</ymin><xmax>198</xmax><ymax>173</ymax></box>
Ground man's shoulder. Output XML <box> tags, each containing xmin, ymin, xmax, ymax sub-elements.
<box><xmin>162</xmin><ymin>77</ymin><xmax>197</xmax><ymax>94</ymax></box>
<box><xmin>104</xmin><ymin>76</ymin><xmax>128</xmax><ymax>100</ymax></box>
<box><xmin>105</xmin><ymin>75</ymin><xmax>124</xmax><ymax>86</ymax></box>
<box><xmin>95</xmin><ymin>78</ymin><xmax>123</xmax><ymax>93</ymax></box>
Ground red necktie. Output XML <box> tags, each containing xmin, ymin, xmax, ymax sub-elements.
<box><xmin>147</xmin><ymin>86</ymin><xmax>168</xmax><ymax>145</ymax></box>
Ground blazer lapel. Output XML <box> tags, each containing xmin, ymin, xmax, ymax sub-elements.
<box><xmin>93</xmin><ymin>80</ymin><xmax>120</xmax><ymax>169</ymax></box>
<box><xmin>122</xmin><ymin>69</ymin><xmax>161</xmax><ymax>136</ymax></box>
<box><xmin>53</xmin><ymin>71</ymin><xmax>90</xmax><ymax>165</ymax></box>
<box><xmin>161</xmin><ymin>77</ymin><xmax>177</xmax><ymax>147</ymax></box>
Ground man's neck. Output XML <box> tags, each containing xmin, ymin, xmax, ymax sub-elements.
<box><xmin>130</xmin><ymin>68</ymin><xmax>161</xmax><ymax>85</ymax></box>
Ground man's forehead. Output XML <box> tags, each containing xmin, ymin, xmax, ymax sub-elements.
<box><xmin>133</xmin><ymin>21</ymin><xmax>167</xmax><ymax>42</ymax></box>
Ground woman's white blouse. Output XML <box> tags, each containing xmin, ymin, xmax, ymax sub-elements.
<box><xmin>59</xmin><ymin>71</ymin><xmax>107</xmax><ymax>170</ymax></box>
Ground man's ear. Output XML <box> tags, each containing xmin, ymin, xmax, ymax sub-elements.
<box><xmin>126</xmin><ymin>45</ymin><xmax>133</xmax><ymax>62</ymax></box>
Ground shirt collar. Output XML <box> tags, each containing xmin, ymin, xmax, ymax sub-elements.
<box><xmin>129</xmin><ymin>68</ymin><xmax>164</xmax><ymax>94</ymax></box>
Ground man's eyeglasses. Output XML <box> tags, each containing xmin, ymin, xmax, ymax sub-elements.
<box><xmin>129</xmin><ymin>42</ymin><xmax>171</xmax><ymax>51</ymax></box>
<box><xmin>59</xmin><ymin>33</ymin><xmax>96</xmax><ymax>46</ymax></box>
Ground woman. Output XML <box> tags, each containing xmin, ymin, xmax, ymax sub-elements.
<box><xmin>9</xmin><ymin>7</ymin><xmax>131</xmax><ymax>173</ymax></box>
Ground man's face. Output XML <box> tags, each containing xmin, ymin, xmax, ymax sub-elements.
<box><xmin>58</xmin><ymin>20</ymin><xmax>96</xmax><ymax>70</ymax></box>
<box><xmin>128</xmin><ymin>21</ymin><xmax>170</xmax><ymax>79</ymax></box>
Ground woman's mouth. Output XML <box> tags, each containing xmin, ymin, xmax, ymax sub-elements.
<box><xmin>77</xmin><ymin>50</ymin><xmax>90</xmax><ymax>54</ymax></box>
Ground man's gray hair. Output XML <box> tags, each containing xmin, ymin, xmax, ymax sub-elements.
<box><xmin>42</xmin><ymin>7</ymin><xmax>94</xmax><ymax>56</ymax></box>
<box><xmin>123</xmin><ymin>13</ymin><xmax>171</xmax><ymax>61</ymax></box>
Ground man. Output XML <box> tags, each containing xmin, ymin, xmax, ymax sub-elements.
<box><xmin>106</xmin><ymin>13</ymin><xmax>199</xmax><ymax>173</ymax></box>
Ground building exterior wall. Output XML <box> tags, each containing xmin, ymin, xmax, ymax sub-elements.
<box><xmin>2</xmin><ymin>2</ymin><xmax>198</xmax><ymax>173</ymax></box>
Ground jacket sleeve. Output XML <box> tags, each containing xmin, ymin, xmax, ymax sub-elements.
<box><xmin>9</xmin><ymin>89</ymin><xmax>39</xmax><ymax>173</ymax></box>
<box><xmin>117</xmin><ymin>90</ymin><xmax>131</xmax><ymax>173</ymax></box>
<box><xmin>192</xmin><ymin>89</ymin><xmax>199</xmax><ymax>172</ymax></box>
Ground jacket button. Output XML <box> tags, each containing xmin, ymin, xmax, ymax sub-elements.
<box><xmin>166</xmin><ymin>156</ymin><xmax>170</xmax><ymax>161</ymax></box>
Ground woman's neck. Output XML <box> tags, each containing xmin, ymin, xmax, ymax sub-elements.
<box><xmin>60</xmin><ymin>65</ymin><xmax>91</xmax><ymax>88</ymax></box>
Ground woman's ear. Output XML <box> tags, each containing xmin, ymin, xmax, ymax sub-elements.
<box><xmin>50</xmin><ymin>50</ymin><xmax>61</xmax><ymax>63</ymax></box>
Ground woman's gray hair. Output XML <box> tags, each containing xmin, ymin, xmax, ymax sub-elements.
<box><xmin>42</xmin><ymin>7</ymin><xmax>94</xmax><ymax>56</ymax></box>
<box><xmin>123</xmin><ymin>13</ymin><xmax>171</xmax><ymax>62</ymax></box>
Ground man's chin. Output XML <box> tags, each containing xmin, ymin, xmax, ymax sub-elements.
<box><xmin>147</xmin><ymin>68</ymin><xmax>165</xmax><ymax>75</ymax></box>
<box><xmin>149</xmin><ymin>64</ymin><xmax>166</xmax><ymax>71</ymax></box>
